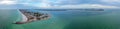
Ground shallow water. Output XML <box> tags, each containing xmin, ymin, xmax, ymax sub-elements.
<box><xmin>0</xmin><ymin>9</ymin><xmax>120</xmax><ymax>29</ymax></box>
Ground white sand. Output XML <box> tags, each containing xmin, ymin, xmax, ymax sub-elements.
<box><xmin>19</xmin><ymin>10</ymin><xmax>28</xmax><ymax>22</ymax></box>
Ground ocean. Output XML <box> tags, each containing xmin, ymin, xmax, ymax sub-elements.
<box><xmin>0</xmin><ymin>9</ymin><xmax>120</xmax><ymax>29</ymax></box>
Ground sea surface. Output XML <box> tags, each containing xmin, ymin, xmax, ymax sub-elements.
<box><xmin>0</xmin><ymin>9</ymin><xmax>120</xmax><ymax>29</ymax></box>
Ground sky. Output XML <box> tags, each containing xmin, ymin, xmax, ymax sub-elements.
<box><xmin>0</xmin><ymin>0</ymin><xmax>120</xmax><ymax>9</ymax></box>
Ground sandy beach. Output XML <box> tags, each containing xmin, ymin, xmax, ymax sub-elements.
<box><xmin>14</xmin><ymin>9</ymin><xmax>50</xmax><ymax>24</ymax></box>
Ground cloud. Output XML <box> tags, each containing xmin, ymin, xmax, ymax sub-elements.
<box><xmin>21</xmin><ymin>0</ymin><xmax>56</xmax><ymax>8</ymax></box>
<box><xmin>37</xmin><ymin>0</ymin><xmax>52</xmax><ymax>8</ymax></box>
<box><xmin>21</xmin><ymin>0</ymin><xmax>82</xmax><ymax>8</ymax></box>
<box><xmin>0</xmin><ymin>0</ymin><xmax>16</xmax><ymax>5</ymax></box>
<box><xmin>52</xmin><ymin>0</ymin><xmax>81</xmax><ymax>4</ymax></box>
<box><xmin>31</xmin><ymin>3</ymin><xmax>51</xmax><ymax>8</ymax></box>
<box><xmin>25</xmin><ymin>0</ymin><xmax>119</xmax><ymax>9</ymax></box>
<box><xmin>60</xmin><ymin>4</ymin><xmax>120</xmax><ymax>8</ymax></box>
<box><xmin>0</xmin><ymin>0</ymin><xmax>119</xmax><ymax>9</ymax></box>
<box><xmin>36</xmin><ymin>4</ymin><xmax>120</xmax><ymax>9</ymax></box>
<box><xmin>101</xmin><ymin>0</ymin><xmax>120</xmax><ymax>3</ymax></box>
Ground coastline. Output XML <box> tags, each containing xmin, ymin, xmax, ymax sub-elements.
<box><xmin>14</xmin><ymin>9</ymin><xmax>50</xmax><ymax>24</ymax></box>
<box><xmin>17</xmin><ymin>9</ymin><xmax>28</xmax><ymax>22</ymax></box>
<box><xmin>21</xmin><ymin>11</ymin><xmax>28</xmax><ymax>22</ymax></box>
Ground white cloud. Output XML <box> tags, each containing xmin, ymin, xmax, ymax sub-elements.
<box><xmin>0</xmin><ymin>0</ymin><xmax>119</xmax><ymax>9</ymax></box>
<box><xmin>101</xmin><ymin>0</ymin><xmax>120</xmax><ymax>3</ymax></box>
<box><xmin>24</xmin><ymin>0</ymin><xmax>119</xmax><ymax>9</ymax></box>
<box><xmin>34</xmin><ymin>3</ymin><xmax>51</xmax><ymax>8</ymax></box>
<box><xmin>35</xmin><ymin>4</ymin><xmax>120</xmax><ymax>9</ymax></box>
<box><xmin>59</xmin><ymin>4</ymin><xmax>120</xmax><ymax>8</ymax></box>
<box><xmin>23</xmin><ymin>0</ymin><xmax>52</xmax><ymax>8</ymax></box>
<box><xmin>39</xmin><ymin>0</ymin><xmax>51</xmax><ymax>8</ymax></box>
<box><xmin>0</xmin><ymin>0</ymin><xmax>16</xmax><ymax>5</ymax></box>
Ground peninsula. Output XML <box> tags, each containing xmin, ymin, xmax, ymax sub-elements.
<box><xmin>14</xmin><ymin>9</ymin><xmax>50</xmax><ymax>24</ymax></box>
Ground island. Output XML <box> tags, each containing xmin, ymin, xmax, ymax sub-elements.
<box><xmin>14</xmin><ymin>9</ymin><xmax>50</xmax><ymax>24</ymax></box>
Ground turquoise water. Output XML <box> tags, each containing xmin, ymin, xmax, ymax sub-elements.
<box><xmin>0</xmin><ymin>9</ymin><xmax>120</xmax><ymax>29</ymax></box>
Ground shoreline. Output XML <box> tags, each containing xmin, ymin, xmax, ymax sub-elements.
<box><xmin>14</xmin><ymin>9</ymin><xmax>50</xmax><ymax>24</ymax></box>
